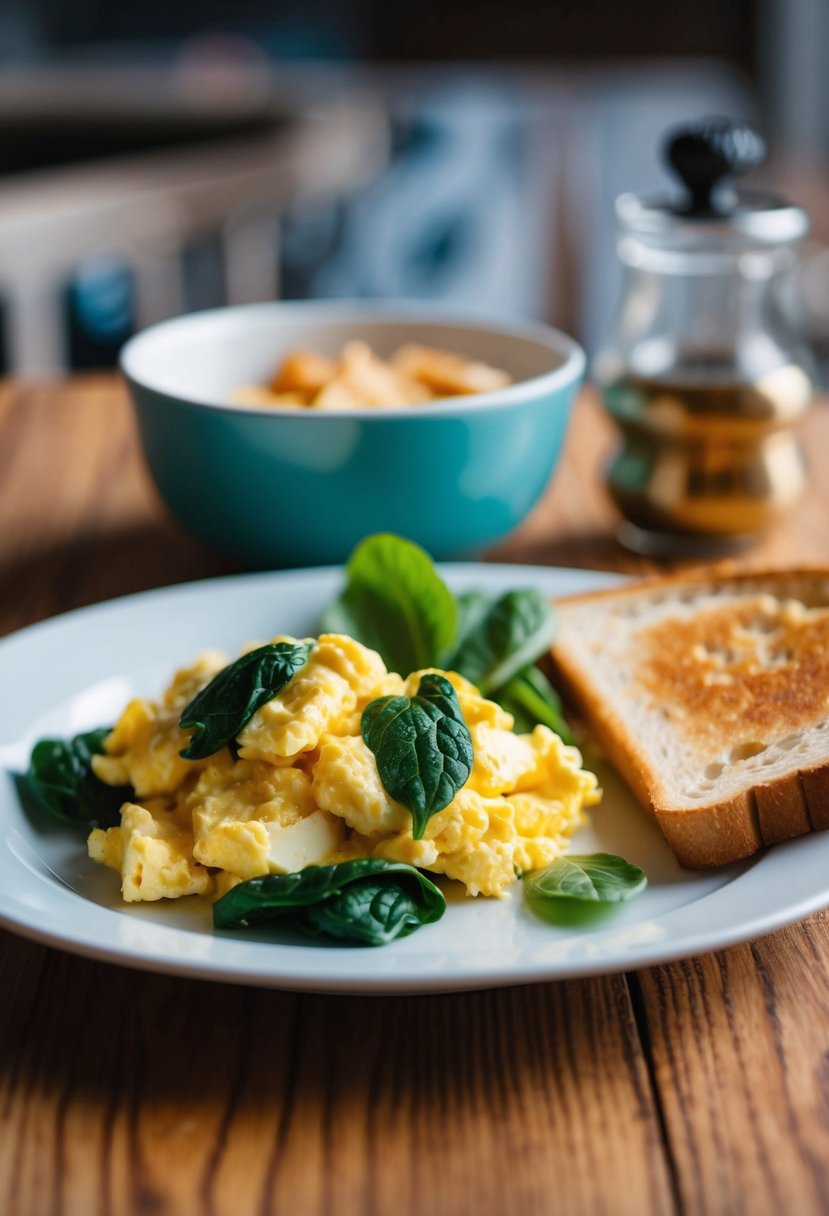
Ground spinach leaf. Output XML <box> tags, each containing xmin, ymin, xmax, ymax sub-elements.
<box><xmin>179</xmin><ymin>641</ymin><xmax>312</xmax><ymax>760</ymax></box>
<box><xmin>496</xmin><ymin>665</ymin><xmax>574</xmax><ymax>744</ymax></box>
<box><xmin>452</xmin><ymin>588</ymin><xmax>490</xmax><ymax>655</ymax></box>
<box><xmin>319</xmin><ymin>533</ymin><xmax>457</xmax><ymax>675</ymax></box>
<box><xmin>448</xmin><ymin>588</ymin><xmax>558</xmax><ymax>695</ymax></box>
<box><xmin>524</xmin><ymin>853</ymin><xmax>647</xmax><ymax>905</ymax></box>
<box><xmin>318</xmin><ymin>532</ymin><xmax>573</xmax><ymax>738</ymax></box>
<box><xmin>25</xmin><ymin>728</ymin><xmax>132</xmax><ymax>829</ymax></box>
<box><xmin>361</xmin><ymin>673</ymin><xmax>474</xmax><ymax>839</ymax></box>
<box><xmin>302</xmin><ymin>878</ymin><xmax>439</xmax><ymax>945</ymax></box>
<box><xmin>212</xmin><ymin>858</ymin><xmax>446</xmax><ymax>945</ymax></box>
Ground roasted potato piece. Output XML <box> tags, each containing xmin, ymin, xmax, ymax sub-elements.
<box><xmin>392</xmin><ymin>344</ymin><xmax>511</xmax><ymax>396</ymax></box>
<box><xmin>270</xmin><ymin>349</ymin><xmax>338</xmax><ymax>398</ymax></box>
<box><xmin>232</xmin><ymin>340</ymin><xmax>512</xmax><ymax>411</ymax></box>
<box><xmin>335</xmin><ymin>341</ymin><xmax>432</xmax><ymax>408</ymax></box>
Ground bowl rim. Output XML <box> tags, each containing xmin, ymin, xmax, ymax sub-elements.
<box><xmin>120</xmin><ymin>299</ymin><xmax>586</xmax><ymax>420</ymax></box>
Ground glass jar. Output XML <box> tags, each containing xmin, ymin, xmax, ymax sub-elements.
<box><xmin>595</xmin><ymin>119</ymin><xmax>814</xmax><ymax>556</ymax></box>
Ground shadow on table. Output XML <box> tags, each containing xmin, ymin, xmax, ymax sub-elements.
<box><xmin>4</xmin><ymin>512</ymin><xmax>668</xmax><ymax>639</ymax></box>
<box><xmin>487</xmin><ymin>527</ymin><xmax>652</xmax><ymax>575</ymax></box>
<box><xmin>2</xmin><ymin>519</ymin><xmax>240</xmax><ymax>632</ymax></box>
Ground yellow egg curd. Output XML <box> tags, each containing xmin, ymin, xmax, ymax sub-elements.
<box><xmin>88</xmin><ymin>634</ymin><xmax>601</xmax><ymax>902</ymax></box>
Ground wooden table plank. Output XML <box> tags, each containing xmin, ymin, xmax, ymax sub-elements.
<box><xmin>0</xmin><ymin>939</ymin><xmax>674</xmax><ymax>1216</ymax></box>
<box><xmin>0</xmin><ymin>378</ymin><xmax>233</xmax><ymax>633</ymax></box>
<box><xmin>633</xmin><ymin>914</ymin><xmax>829</xmax><ymax>1216</ymax></box>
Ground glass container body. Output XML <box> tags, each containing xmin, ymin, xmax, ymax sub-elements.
<box><xmin>595</xmin><ymin>228</ymin><xmax>814</xmax><ymax>554</ymax></box>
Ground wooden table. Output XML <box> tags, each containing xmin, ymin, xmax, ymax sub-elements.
<box><xmin>2</xmin><ymin>377</ymin><xmax>829</xmax><ymax>1216</ymax></box>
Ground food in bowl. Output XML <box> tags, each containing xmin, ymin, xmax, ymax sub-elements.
<box><xmin>119</xmin><ymin>301</ymin><xmax>586</xmax><ymax>566</ymax></box>
<box><xmin>230</xmin><ymin>340</ymin><xmax>512</xmax><ymax>410</ymax></box>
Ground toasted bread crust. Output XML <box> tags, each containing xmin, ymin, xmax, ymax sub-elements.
<box><xmin>800</xmin><ymin>766</ymin><xmax>829</xmax><ymax>831</ymax></box>
<box><xmin>550</xmin><ymin>567</ymin><xmax>829</xmax><ymax>869</ymax></box>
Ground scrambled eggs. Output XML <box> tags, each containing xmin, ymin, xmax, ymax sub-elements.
<box><xmin>87</xmin><ymin>634</ymin><xmax>600</xmax><ymax>902</ymax></box>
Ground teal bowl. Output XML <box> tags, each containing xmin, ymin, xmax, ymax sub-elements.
<box><xmin>121</xmin><ymin>302</ymin><xmax>585</xmax><ymax>567</ymax></box>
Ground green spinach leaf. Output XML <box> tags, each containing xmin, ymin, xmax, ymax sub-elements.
<box><xmin>361</xmin><ymin>672</ymin><xmax>474</xmax><ymax>839</ymax></box>
<box><xmin>212</xmin><ymin>858</ymin><xmax>446</xmax><ymax>946</ymax></box>
<box><xmin>179</xmin><ymin>640</ymin><xmax>312</xmax><ymax>760</ymax></box>
<box><xmin>448</xmin><ymin>588</ymin><xmax>558</xmax><ymax>695</ymax></box>
<box><xmin>452</xmin><ymin>588</ymin><xmax>490</xmax><ymax>655</ymax></box>
<box><xmin>319</xmin><ymin>533</ymin><xmax>457</xmax><ymax>675</ymax></box>
<box><xmin>524</xmin><ymin>853</ymin><xmax>647</xmax><ymax>905</ymax></box>
<box><xmin>26</xmin><ymin>728</ymin><xmax>132</xmax><ymax>829</ymax></box>
<box><xmin>319</xmin><ymin>533</ymin><xmax>573</xmax><ymax>738</ymax></box>
<box><xmin>302</xmin><ymin>878</ymin><xmax>438</xmax><ymax>945</ymax></box>
<box><xmin>496</xmin><ymin>665</ymin><xmax>574</xmax><ymax>743</ymax></box>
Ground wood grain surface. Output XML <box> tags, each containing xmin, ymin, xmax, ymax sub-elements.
<box><xmin>1</xmin><ymin>376</ymin><xmax>829</xmax><ymax>1216</ymax></box>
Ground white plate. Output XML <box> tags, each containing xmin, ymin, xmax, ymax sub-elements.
<box><xmin>2</xmin><ymin>564</ymin><xmax>828</xmax><ymax>995</ymax></box>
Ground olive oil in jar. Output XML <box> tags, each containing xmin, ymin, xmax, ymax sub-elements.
<box><xmin>602</xmin><ymin>361</ymin><xmax>812</xmax><ymax>552</ymax></box>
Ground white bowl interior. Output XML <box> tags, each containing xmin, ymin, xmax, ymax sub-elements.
<box><xmin>121</xmin><ymin>303</ymin><xmax>579</xmax><ymax>410</ymax></box>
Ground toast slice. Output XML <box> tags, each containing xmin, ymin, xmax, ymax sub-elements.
<box><xmin>549</xmin><ymin>568</ymin><xmax>829</xmax><ymax>868</ymax></box>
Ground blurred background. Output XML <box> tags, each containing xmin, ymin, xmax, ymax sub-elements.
<box><xmin>0</xmin><ymin>0</ymin><xmax>826</xmax><ymax>378</ymax></box>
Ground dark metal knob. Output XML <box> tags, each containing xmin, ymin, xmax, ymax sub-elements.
<box><xmin>664</xmin><ymin>117</ymin><xmax>766</xmax><ymax>215</ymax></box>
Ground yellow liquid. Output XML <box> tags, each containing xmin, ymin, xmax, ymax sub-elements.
<box><xmin>602</xmin><ymin>365</ymin><xmax>812</xmax><ymax>542</ymax></box>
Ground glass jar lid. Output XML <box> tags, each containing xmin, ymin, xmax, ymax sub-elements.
<box><xmin>616</xmin><ymin>117</ymin><xmax>809</xmax><ymax>246</ymax></box>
